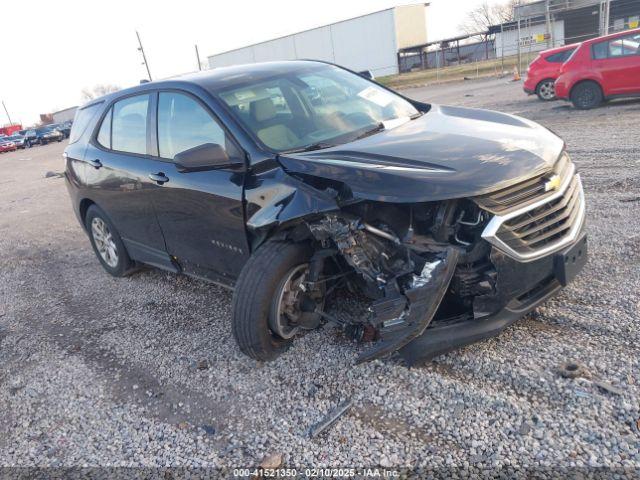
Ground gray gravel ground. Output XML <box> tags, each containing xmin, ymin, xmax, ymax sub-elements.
<box><xmin>1</xmin><ymin>78</ymin><xmax>639</xmax><ymax>475</ymax></box>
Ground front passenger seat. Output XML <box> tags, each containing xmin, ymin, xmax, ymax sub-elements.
<box><xmin>250</xmin><ymin>98</ymin><xmax>299</xmax><ymax>150</ymax></box>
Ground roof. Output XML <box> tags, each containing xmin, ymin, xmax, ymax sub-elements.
<box><xmin>541</xmin><ymin>42</ymin><xmax>581</xmax><ymax>54</ymax></box>
<box><xmin>78</xmin><ymin>60</ymin><xmax>331</xmax><ymax>109</ymax></box>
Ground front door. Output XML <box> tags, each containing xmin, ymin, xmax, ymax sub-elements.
<box><xmin>148</xmin><ymin>91</ymin><xmax>250</xmax><ymax>285</ymax></box>
<box><xmin>592</xmin><ymin>32</ymin><xmax>640</xmax><ymax>95</ymax></box>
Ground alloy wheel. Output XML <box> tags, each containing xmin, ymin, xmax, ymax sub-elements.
<box><xmin>538</xmin><ymin>81</ymin><xmax>555</xmax><ymax>100</ymax></box>
<box><xmin>91</xmin><ymin>217</ymin><xmax>119</xmax><ymax>268</ymax></box>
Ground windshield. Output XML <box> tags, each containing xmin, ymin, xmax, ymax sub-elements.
<box><xmin>216</xmin><ymin>64</ymin><xmax>420</xmax><ymax>152</ymax></box>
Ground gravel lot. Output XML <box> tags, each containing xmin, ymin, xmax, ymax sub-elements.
<box><xmin>1</xmin><ymin>78</ymin><xmax>639</xmax><ymax>474</ymax></box>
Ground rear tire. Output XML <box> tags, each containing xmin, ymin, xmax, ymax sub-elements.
<box><xmin>536</xmin><ymin>79</ymin><xmax>556</xmax><ymax>101</ymax></box>
<box><xmin>231</xmin><ymin>241</ymin><xmax>321</xmax><ymax>361</ymax></box>
<box><xmin>85</xmin><ymin>205</ymin><xmax>136</xmax><ymax>277</ymax></box>
<box><xmin>570</xmin><ymin>81</ymin><xmax>603</xmax><ymax>110</ymax></box>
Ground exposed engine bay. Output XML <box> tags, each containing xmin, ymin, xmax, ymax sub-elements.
<box><xmin>290</xmin><ymin>200</ymin><xmax>501</xmax><ymax>363</ymax></box>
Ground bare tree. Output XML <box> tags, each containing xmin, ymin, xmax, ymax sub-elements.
<box><xmin>460</xmin><ymin>0</ymin><xmax>518</xmax><ymax>36</ymax></box>
<box><xmin>81</xmin><ymin>84</ymin><xmax>121</xmax><ymax>101</ymax></box>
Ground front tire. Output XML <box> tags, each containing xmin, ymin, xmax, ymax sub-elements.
<box><xmin>231</xmin><ymin>241</ymin><xmax>324</xmax><ymax>361</ymax></box>
<box><xmin>536</xmin><ymin>79</ymin><xmax>556</xmax><ymax>101</ymax></box>
<box><xmin>571</xmin><ymin>81</ymin><xmax>603</xmax><ymax>110</ymax></box>
<box><xmin>85</xmin><ymin>205</ymin><xmax>136</xmax><ymax>277</ymax></box>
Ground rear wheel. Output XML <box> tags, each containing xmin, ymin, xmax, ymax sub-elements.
<box><xmin>85</xmin><ymin>205</ymin><xmax>136</xmax><ymax>277</ymax></box>
<box><xmin>231</xmin><ymin>241</ymin><xmax>325</xmax><ymax>361</ymax></box>
<box><xmin>570</xmin><ymin>81</ymin><xmax>603</xmax><ymax>110</ymax></box>
<box><xmin>536</xmin><ymin>79</ymin><xmax>556</xmax><ymax>101</ymax></box>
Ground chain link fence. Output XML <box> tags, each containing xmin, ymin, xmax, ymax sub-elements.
<box><xmin>396</xmin><ymin>0</ymin><xmax>639</xmax><ymax>79</ymax></box>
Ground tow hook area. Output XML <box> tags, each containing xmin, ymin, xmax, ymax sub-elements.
<box><xmin>308</xmin><ymin>214</ymin><xmax>460</xmax><ymax>363</ymax></box>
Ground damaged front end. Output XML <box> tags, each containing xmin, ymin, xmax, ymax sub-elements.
<box><xmin>244</xmin><ymin>151</ymin><xmax>586</xmax><ymax>364</ymax></box>
<box><xmin>307</xmin><ymin>212</ymin><xmax>460</xmax><ymax>363</ymax></box>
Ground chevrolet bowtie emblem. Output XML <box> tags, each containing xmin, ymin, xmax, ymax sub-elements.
<box><xmin>544</xmin><ymin>174</ymin><xmax>561</xmax><ymax>192</ymax></box>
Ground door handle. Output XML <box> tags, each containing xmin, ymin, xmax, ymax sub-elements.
<box><xmin>87</xmin><ymin>159</ymin><xmax>102</xmax><ymax>169</ymax></box>
<box><xmin>149</xmin><ymin>172</ymin><xmax>169</xmax><ymax>185</ymax></box>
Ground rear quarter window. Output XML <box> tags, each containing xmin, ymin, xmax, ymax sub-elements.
<box><xmin>546</xmin><ymin>49</ymin><xmax>576</xmax><ymax>63</ymax></box>
<box><xmin>592</xmin><ymin>42</ymin><xmax>608</xmax><ymax>60</ymax></box>
<box><xmin>69</xmin><ymin>103</ymin><xmax>102</xmax><ymax>144</ymax></box>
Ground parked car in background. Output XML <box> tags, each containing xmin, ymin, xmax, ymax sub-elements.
<box><xmin>21</xmin><ymin>129</ymin><xmax>38</xmax><ymax>147</ymax></box>
<box><xmin>64</xmin><ymin>61</ymin><xmax>587</xmax><ymax>363</ymax></box>
<box><xmin>52</xmin><ymin>122</ymin><xmax>72</xmax><ymax>139</ymax></box>
<box><xmin>524</xmin><ymin>44</ymin><xmax>579</xmax><ymax>100</ymax></box>
<box><xmin>555</xmin><ymin>28</ymin><xmax>640</xmax><ymax>109</ymax></box>
<box><xmin>36</xmin><ymin>126</ymin><xmax>65</xmax><ymax>145</ymax></box>
<box><xmin>5</xmin><ymin>133</ymin><xmax>27</xmax><ymax>149</ymax></box>
<box><xmin>0</xmin><ymin>138</ymin><xmax>17</xmax><ymax>153</ymax></box>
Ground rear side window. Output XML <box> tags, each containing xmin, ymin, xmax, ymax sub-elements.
<box><xmin>97</xmin><ymin>108</ymin><xmax>112</xmax><ymax>149</ymax></box>
<box><xmin>592</xmin><ymin>42</ymin><xmax>608</xmax><ymax>59</ymax></box>
<box><xmin>546</xmin><ymin>49</ymin><xmax>575</xmax><ymax>63</ymax></box>
<box><xmin>157</xmin><ymin>92</ymin><xmax>228</xmax><ymax>160</ymax></box>
<box><xmin>111</xmin><ymin>94</ymin><xmax>149</xmax><ymax>155</ymax></box>
<box><xmin>69</xmin><ymin>103</ymin><xmax>101</xmax><ymax>144</ymax></box>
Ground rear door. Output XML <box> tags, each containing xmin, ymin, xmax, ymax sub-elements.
<box><xmin>84</xmin><ymin>93</ymin><xmax>172</xmax><ymax>269</ymax></box>
<box><xmin>592</xmin><ymin>32</ymin><xmax>640</xmax><ymax>95</ymax></box>
<box><xmin>148</xmin><ymin>90</ymin><xmax>250</xmax><ymax>285</ymax></box>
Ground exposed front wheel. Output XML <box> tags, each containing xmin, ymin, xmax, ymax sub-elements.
<box><xmin>231</xmin><ymin>241</ymin><xmax>325</xmax><ymax>361</ymax></box>
<box><xmin>85</xmin><ymin>205</ymin><xmax>136</xmax><ymax>277</ymax></box>
<box><xmin>571</xmin><ymin>81</ymin><xmax>603</xmax><ymax>110</ymax></box>
<box><xmin>536</xmin><ymin>79</ymin><xmax>556</xmax><ymax>101</ymax></box>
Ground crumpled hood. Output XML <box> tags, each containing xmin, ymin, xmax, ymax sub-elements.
<box><xmin>278</xmin><ymin>104</ymin><xmax>565</xmax><ymax>203</ymax></box>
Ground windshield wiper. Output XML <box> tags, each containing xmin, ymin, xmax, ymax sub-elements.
<box><xmin>354</xmin><ymin>122</ymin><xmax>385</xmax><ymax>141</ymax></box>
<box><xmin>285</xmin><ymin>142</ymin><xmax>335</xmax><ymax>153</ymax></box>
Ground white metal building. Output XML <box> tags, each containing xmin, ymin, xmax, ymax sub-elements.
<box><xmin>207</xmin><ymin>4</ymin><xmax>429</xmax><ymax>77</ymax></box>
<box><xmin>495</xmin><ymin>20</ymin><xmax>566</xmax><ymax>57</ymax></box>
<box><xmin>52</xmin><ymin>106</ymin><xmax>78</xmax><ymax>124</ymax></box>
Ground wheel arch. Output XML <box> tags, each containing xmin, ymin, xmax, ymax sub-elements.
<box><xmin>78</xmin><ymin>198</ymin><xmax>96</xmax><ymax>230</ymax></box>
<box><xmin>569</xmin><ymin>78</ymin><xmax>604</xmax><ymax>99</ymax></box>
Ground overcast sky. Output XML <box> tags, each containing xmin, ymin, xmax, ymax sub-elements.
<box><xmin>0</xmin><ymin>0</ymin><xmax>505</xmax><ymax>126</ymax></box>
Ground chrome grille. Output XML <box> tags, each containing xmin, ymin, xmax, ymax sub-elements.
<box><xmin>477</xmin><ymin>154</ymin><xmax>586</xmax><ymax>262</ymax></box>
<box><xmin>475</xmin><ymin>154</ymin><xmax>572</xmax><ymax>214</ymax></box>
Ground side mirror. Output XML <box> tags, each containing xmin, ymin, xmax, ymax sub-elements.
<box><xmin>174</xmin><ymin>143</ymin><xmax>239</xmax><ymax>173</ymax></box>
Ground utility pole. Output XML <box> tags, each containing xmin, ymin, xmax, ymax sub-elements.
<box><xmin>516</xmin><ymin>5</ymin><xmax>522</xmax><ymax>75</ymax></box>
<box><xmin>136</xmin><ymin>30</ymin><xmax>152</xmax><ymax>81</ymax></box>
<box><xmin>195</xmin><ymin>44</ymin><xmax>202</xmax><ymax>71</ymax></box>
<box><xmin>545</xmin><ymin>0</ymin><xmax>553</xmax><ymax>47</ymax></box>
<box><xmin>600</xmin><ymin>0</ymin><xmax>611</xmax><ymax>35</ymax></box>
<box><xmin>2</xmin><ymin>101</ymin><xmax>13</xmax><ymax>125</ymax></box>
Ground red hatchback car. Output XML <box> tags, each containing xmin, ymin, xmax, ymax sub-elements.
<box><xmin>555</xmin><ymin>28</ymin><xmax>640</xmax><ymax>109</ymax></box>
<box><xmin>524</xmin><ymin>44</ymin><xmax>579</xmax><ymax>100</ymax></box>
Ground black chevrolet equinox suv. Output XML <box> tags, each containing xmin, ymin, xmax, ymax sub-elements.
<box><xmin>64</xmin><ymin>61</ymin><xmax>587</xmax><ymax>364</ymax></box>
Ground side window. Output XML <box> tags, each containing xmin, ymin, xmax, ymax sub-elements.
<box><xmin>592</xmin><ymin>42</ymin><xmax>608</xmax><ymax>60</ymax></box>
<box><xmin>97</xmin><ymin>108</ymin><xmax>112</xmax><ymax>149</ymax></box>
<box><xmin>593</xmin><ymin>33</ymin><xmax>640</xmax><ymax>59</ymax></box>
<box><xmin>609</xmin><ymin>33</ymin><xmax>640</xmax><ymax>57</ymax></box>
<box><xmin>547</xmin><ymin>49</ymin><xmax>575</xmax><ymax>63</ymax></box>
<box><xmin>69</xmin><ymin>103</ymin><xmax>101</xmax><ymax>144</ymax></box>
<box><xmin>157</xmin><ymin>92</ymin><xmax>228</xmax><ymax>160</ymax></box>
<box><xmin>112</xmin><ymin>94</ymin><xmax>149</xmax><ymax>155</ymax></box>
<box><xmin>546</xmin><ymin>52</ymin><xmax>563</xmax><ymax>63</ymax></box>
